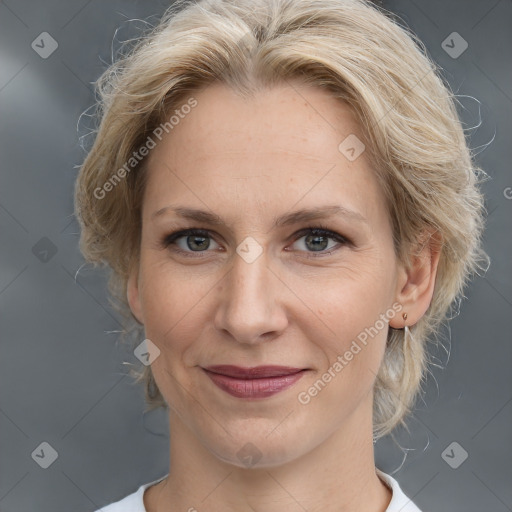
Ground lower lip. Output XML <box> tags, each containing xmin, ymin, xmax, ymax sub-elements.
<box><xmin>202</xmin><ymin>369</ymin><xmax>306</xmax><ymax>399</ymax></box>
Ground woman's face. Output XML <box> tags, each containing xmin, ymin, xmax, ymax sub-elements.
<box><xmin>128</xmin><ymin>81</ymin><xmax>408</xmax><ymax>467</ymax></box>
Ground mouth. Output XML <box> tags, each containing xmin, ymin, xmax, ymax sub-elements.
<box><xmin>201</xmin><ymin>365</ymin><xmax>308</xmax><ymax>399</ymax></box>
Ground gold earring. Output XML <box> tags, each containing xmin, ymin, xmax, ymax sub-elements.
<box><xmin>402</xmin><ymin>312</ymin><xmax>413</xmax><ymax>344</ymax></box>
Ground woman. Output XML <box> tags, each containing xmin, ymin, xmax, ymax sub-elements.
<box><xmin>75</xmin><ymin>0</ymin><xmax>489</xmax><ymax>510</ymax></box>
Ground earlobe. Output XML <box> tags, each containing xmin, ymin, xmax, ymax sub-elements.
<box><xmin>390</xmin><ymin>229</ymin><xmax>442</xmax><ymax>328</ymax></box>
<box><xmin>127</xmin><ymin>265</ymin><xmax>144</xmax><ymax>324</ymax></box>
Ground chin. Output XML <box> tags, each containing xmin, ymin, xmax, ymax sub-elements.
<box><xmin>204</xmin><ymin>428</ymin><xmax>311</xmax><ymax>470</ymax></box>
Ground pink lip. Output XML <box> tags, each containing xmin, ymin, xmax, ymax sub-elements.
<box><xmin>202</xmin><ymin>365</ymin><xmax>307</xmax><ymax>399</ymax></box>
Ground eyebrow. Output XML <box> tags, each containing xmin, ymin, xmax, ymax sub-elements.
<box><xmin>151</xmin><ymin>205</ymin><xmax>368</xmax><ymax>228</ymax></box>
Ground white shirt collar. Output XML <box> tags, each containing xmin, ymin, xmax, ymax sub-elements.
<box><xmin>97</xmin><ymin>470</ymin><xmax>422</xmax><ymax>511</ymax></box>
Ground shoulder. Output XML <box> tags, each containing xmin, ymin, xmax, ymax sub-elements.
<box><xmin>94</xmin><ymin>474</ymin><xmax>168</xmax><ymax>512</ymax></box>
<box><xmin>377</xmin><ymin>468</ymin><xmax>423</xmax><ymax>512</ymax></box>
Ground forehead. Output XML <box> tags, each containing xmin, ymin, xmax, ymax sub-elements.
<box><xmin>143</xmin><ymin>81</ymin><xmax>387</xmax><ymax>231</ymax></box>
<box><xmin>158</xmin><ymin>81</ymin><xmax>364</xmax><ymax>160</ymax></box>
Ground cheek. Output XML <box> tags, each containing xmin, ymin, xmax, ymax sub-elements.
<box><xmin>137</xmin><ymin>262</ymin><xmax>208</xmax><ymax>402</ymax></box>
<box><xmin>296</xmin><ymin>262</ymin><xmax>392</xmax><ymax>334</ymax></box>
<box><xmin>300</xmin><ymin>295</ymin><xmax>389</xmax><ymax>412</ymax></box>
<box><xmin>137</xmin><ymin>257</ymin><xmax>207</xmax><ymax>348</ymax></box>
<box><xmin>292</xmin><ymin>260</ymin><xmax>393</xmax><ymax>379</ymax></box>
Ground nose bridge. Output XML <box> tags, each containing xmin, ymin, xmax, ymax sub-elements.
<box><xmin>214</xmin><ymin>242</ymin><xmax>287</xmax><ymax>343</ymax></box>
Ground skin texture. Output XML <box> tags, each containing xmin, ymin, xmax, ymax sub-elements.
<box><xmin>127</xmin><ymin>80</ymin><xmax>440</xmax><ymax>512</ymax></box>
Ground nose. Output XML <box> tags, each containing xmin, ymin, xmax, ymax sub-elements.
<box><xmin>213</xmin><ymin>243</ymin><xmax>289</xmax><ymax>345</ymax></box>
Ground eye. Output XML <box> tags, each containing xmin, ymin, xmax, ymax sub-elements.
<box><xmin>160</xmin><ymin>225</ymin><xmax>351</xmax><ymax>258</ymax></box>
<box><xmin>161</xmin><ymin>228</ymin><xmax>221</xmax><ymax>257</ymax></box>
<box><xmin>287</xmin><ymin>226</ymin><xmax>350</xmax><ymax>257</ymax></box>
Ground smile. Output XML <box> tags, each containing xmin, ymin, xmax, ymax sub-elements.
<box><xmin>202</xmin><ymin>365</ymin><xmax>308</xmax><ymax>399</ymax></box>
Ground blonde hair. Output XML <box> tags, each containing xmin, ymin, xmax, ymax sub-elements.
<box><xmin>75</xmin><ymin>0</ymin><xmax>490</xmax><ymax>440</ymax></box>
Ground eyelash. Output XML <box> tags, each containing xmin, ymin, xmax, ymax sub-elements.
<box><xmin>160</xmin><ymin>224</ymin><xmax>351</xmax><ymax>258</ymax></box>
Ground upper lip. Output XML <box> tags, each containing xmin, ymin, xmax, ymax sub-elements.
<box><xmin>203</xmin><ymin>365</ymin><xmax>306</xmax><ymax>379</ymax></box>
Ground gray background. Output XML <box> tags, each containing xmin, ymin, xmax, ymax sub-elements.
<box><xmin>0</xmin><ymin>0</ymin><xmax>510</xmax><ymax>511</ymax></box>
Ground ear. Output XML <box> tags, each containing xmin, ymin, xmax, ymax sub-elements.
<box><xmin>127</xmin><ymin>262</ymin><xmax>144</xmax><ymax>324</ymax></box>
<box><xmin>390</xmin><ymin>229</ymin><xmax>442</xmax><ymax>328</ymax></box>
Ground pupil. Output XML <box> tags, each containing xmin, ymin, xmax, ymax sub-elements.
<box><xmin>188</xmin><ymin>235</ymin><xmax>209</xmax><ymax>251</ymax></box>
<box><xmin>306</xmin><ymin>235</ymin><xmax>328</xmax><ymax>251</ymax></box>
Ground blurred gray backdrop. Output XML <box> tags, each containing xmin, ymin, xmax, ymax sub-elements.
<box><xmin>0</xmin><ymin>0</ymin><xmax>511</xmax><ymax>511</ymax></box>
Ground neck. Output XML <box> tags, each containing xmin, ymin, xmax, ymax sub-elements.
<box><xmin>145</xmin><ymin>394</ymin><xmax>392</xmax><ymax>512</ymax></box>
